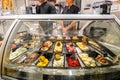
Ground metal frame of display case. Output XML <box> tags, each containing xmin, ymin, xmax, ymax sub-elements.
<box><xmin>0</xmin><ymin>14</ymin><xmax>120</xmax><ymax>80</ymax></box>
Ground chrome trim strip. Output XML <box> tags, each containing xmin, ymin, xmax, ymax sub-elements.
<box><xmin>0</xmin><ymin>15</ymin><xmax>19</xmax><ymax>20</ymax></box>
<box><xmin>18</xmin><ymin>14</ymin><xmax>115</xmax><ymax>20</ymax></box>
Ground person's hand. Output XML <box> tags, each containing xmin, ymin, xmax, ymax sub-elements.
<box><xmin>0</xmin><ymin>41</ymin><xmax>3</xmax><ymax>46</ymax></box>
<box><xmin>62</xmin><ymin>27</ymin><xmax>68</xmax><ymax>34</ymax></box>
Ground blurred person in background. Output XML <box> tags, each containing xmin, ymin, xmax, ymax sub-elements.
<box><xmin>55</xmin><ymin>0</ymin><xmax>66</xmax><ymax>14</ymax></box>
<box><xmin>47</xmin><ymin>0</ymin><xmax>56</xmax><ymax>5</ymax></box>
<box><xmin>36</xmin><ymin>0</ymin><xmax>56</xmax><ymax>14</ymax></box>
<box><xmin>61</xmin><ymin>0</ymin><xmax>80</xmax><ymax>34</ymax></box>
<box><xmin>74</xmin><ymin>0</ymin><xmax>81</xmax><ymax>10</ymax></box>
<box><xmin>36</xmin><ymin>0</ymin><xmax>56</xmax><ymax>35</ymax></box>
<box><xmin>62</xmin><ymin>0</ymin><xmax>79</xmax><ymax>14</ymax></box>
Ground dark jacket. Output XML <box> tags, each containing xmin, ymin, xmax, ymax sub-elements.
<box><xmin>36</xmin><ymin>2</ymin><xmax>56</xmax><ymax>14</ymax></box>
<box><xmin>62</xmin><ymin>5</ymin><xmax>79</xmax><ymax>14</ymax></box>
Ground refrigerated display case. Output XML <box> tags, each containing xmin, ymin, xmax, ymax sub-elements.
<box><xmin>1</xmin><ymin>14</ymin><xmax>120</xmax><ymax>80</ymax></box>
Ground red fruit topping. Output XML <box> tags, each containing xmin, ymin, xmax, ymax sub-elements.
<box><xmin>67</xmin><ymin>57</ymin><xmax>80</xmax><ymax>67</ymax></box>
<box><xmin>12</xmin><ymin>44</ymin><xmax>17</xmax><ymax>49</ymax></box>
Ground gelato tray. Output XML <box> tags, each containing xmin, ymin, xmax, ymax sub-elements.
<box><xmin>66</xmin><ymin>42</ymin><xmax>77</xmax><ymax>53</ymax></box>
<box><xmin>66</xmin><ymin>53</ymin><xmax>81</xmax><ymax>68</ymax></box>
<box><xmin>9</xmin><ymin>47</ymin><xmax>27</xmax><ymax>60</ymax></box>
<box><xmin>54</xmin><ymin>41</ymin><xmax>63</xmax><ymax>53</ymax></box>
<box><xmin>78</xmin><ymin>53</ymin><xmax>97</xmax><ymax>67</ymax></box>
<box><xmin>36</xmin><ymin>53</ymin><xmax>53</xmax><ymax>67</ymax></box>
<box><xmin>23</xmin><ymin>52</ymin><xmax>40</xmax><ymax>64</ymax></box>
<box><xmin>52</xmin><ymin>53</ymin><xmax>65</xmax><ymax>68</ymax></box>
<box><xmin>40</xmin><ymin>41</ymin><xmax>53</xmax><ymax>52</ymax></box>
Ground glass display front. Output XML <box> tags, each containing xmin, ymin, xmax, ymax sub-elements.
<box><xmin>0</xmin><ymin>19</ymin><xmax>14</xmax><ymax>47</ymax></box>
<box><xmin>1</xmin><ymin>15</ymin><xmax>120</xmax><ymax>80</ymax></box>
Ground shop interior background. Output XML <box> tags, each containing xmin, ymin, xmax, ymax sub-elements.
<box><xmin>0</xmin><ymin>0</ymin><xmax>120</xmax><ymax>16</ymax></box>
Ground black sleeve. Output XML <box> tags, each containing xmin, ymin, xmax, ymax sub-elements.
<box><xmin>74</xmin><ymin>7</ymin><xmax>80</xmax><ymax>14</ymax></box>
<box><xmin>48</xmin><ymin>5</ymin><xmax>56</xmax><ymax>14</ymax></box>
<box><xmin>36</xmin><ymin>6</ymin><xmax>40</xmax><ymax>14</ymax></box>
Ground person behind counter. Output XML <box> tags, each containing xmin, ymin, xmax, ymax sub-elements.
<box><xmin>36</xmin><ymin>0</ymin><xmax>56</xmax><ymax>14</ymax></box>
<box><xmin>62</xmin><ymin>0</ymin><xmax>79</xmax><ymax>14</ymax></box>
<box><xmin>0</xmin><ymin>41</ymin><xmax>2</xmax><ymax>47</ymax></box>
<box><xmin>62</xmin><ymin>0</ymin><xmax>80</xmax><ymax>34</ymax></box>
<box><xmin>47</xmin><ymin>0</ymin><xmax>56</xmax><ymax>5</ymax></box>
<box><xmin>36</xmin><ymin>0</ymin><xmax>57</xmax><ymax>34</ymax></box>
